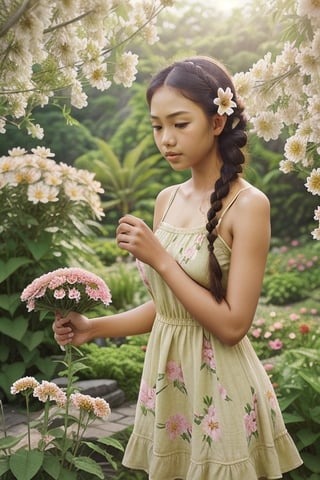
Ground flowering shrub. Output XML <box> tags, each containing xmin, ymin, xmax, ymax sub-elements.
<box><xmin>233</xmin><ymin>0</ymin><xmax>320</xmax><ymax>239</ymax></box>
<box><xmin>265</xmin><ymin>347</ymin><xmax>320</xmax><ymax>479</ymax></box>
<box><xmin>250</xmin><ymin>306</ymin><xmax>320</xmax><ymax>361</ymax></box>
<box><xmin>262</xmin><ymin>237</ymin><xmax>320</xmax><ymax>304</ymax></box>
<box><xmin>0</xmin><ymin>347</ymin><xmax>123</xmax><ymax>480</ymax></box>
<box><xmin>0</xmin><ymin>0</ymin><xmax>174</xmax><ymax>137</ymax></box>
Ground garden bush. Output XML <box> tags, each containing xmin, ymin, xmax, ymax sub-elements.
<box><xmin>269</xmin><ymin>348</ymin><xmax>320</xmax><ymax>480</ymax></box>
<box><xmin>262</xmin><ymin>238</ymin><xmax>320</xmax><ymax>305</ymax></box>
<box><xmin>80</xmin><ymin>337</ymin><xmax>148</xmax><ymax>401</ymax></box>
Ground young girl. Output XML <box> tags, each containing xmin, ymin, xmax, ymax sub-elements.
<box><xmin>53</xmin><ymin>57</ymin><xmax>302</xmax><ymax>479</ymax></box>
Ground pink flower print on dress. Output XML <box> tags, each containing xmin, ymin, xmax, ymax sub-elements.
<box><xmin>166</xmin><ymin>361</ymin><xmax>187</xmax><ymax>394</ymax></box>
<box><xmin>201</xmin><ymin>337</ymin><xmax>216</xmax><ymax>373</ymax></box>
<box><xmin>160</xmin><ymin>413</ymin><xmax>192</xmax><ymax>442</ymax></box>
<box><xmin>136</xmin><ymin>259</ymin><xmax>151</xmax><ymax>290</ymax></box>
<box><xmin>266</xmin><ymin>389</ymin><xmax>277</xmax><ymax>427</ymax></box>
<box><xmin>244</xmin><ymin>388</ymin><xmax>259</xmax><ymax>443</ymax></box>
<box><xmin>194</xmin><ymin>396</ymin><xmax>222</xmax><ymax>447</ymax></box>
<box><xmin>139</xmin><ymin>379</ymin><xmax>156</xmax><ymax>416</ymax></box>
<box><xmin>179</xmin><ymin>233</ymin><xmax>205</xmax><ymax>264</ymax></box>
<box><xmin>202</xmin><ymin>405</ymin><xmax>221</xmax><ymax>443</ymax></box>
<box><xmin>218</xmin><ymin>382</ymin><xmax>232</xmax><ymax>401</ymax></box>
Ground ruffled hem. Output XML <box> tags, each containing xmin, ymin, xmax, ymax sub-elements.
<box><xmin>122</xmin><ymin>430</ymin><xmax>303</xmax><ymax>480</ymax></box>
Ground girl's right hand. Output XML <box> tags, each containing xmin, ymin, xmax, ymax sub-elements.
<box><xmin>53</xmin><ymin>311</ymin><xmax>91</xmax><ymax>347</ymax></box>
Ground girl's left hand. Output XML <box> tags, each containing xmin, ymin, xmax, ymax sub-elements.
<box><xmin>116</xmin><ymin>214</ymin><xmax>166</xmax><ymax>268</ymax></box>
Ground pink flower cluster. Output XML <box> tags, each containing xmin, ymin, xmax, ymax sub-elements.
<box><xmin>70</xmin><ymin>392</ymin><xmax>111</xmax><ymax>419</ymax></box>
<box><xmin>21</xmin><ymin>267</ymin><xmax>112</xmax><ymax>313</ymax></box>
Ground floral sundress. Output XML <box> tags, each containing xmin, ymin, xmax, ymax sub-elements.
<box><xmin>122</xmin><ymin>188</ymin><xmax>302</xmax><ymax>479</ymax></box>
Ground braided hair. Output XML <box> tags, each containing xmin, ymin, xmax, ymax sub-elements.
<box><xmin>146</xmin><ymin>57</ymin><xmax>247</xmax><ymax>303</ymax></box>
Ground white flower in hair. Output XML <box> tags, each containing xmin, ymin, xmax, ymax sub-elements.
<box><xmin>213</xmin><ymin>87</ymin><xmax>237</xmax><ymax>116</ymax></box>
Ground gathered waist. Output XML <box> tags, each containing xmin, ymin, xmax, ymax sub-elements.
<box><xmin>155</xmin><ymin>312</ymin><xmax>200</xmax><ymax>327</ymax></box>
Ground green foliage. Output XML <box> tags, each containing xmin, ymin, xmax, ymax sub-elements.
<box><xmin>106</xmin><ymin>426</ymin><xmax>148</xmax><ymax>480</ymax></box>
<box><xmin>74</xmin><ymin>136</ymin><xmax>163</xmax><ymax>228</ymax></box>
<box><xmin>80</xmin><ymin>341</ymin><xmax>148</xmax><ymax>401</ymax></box>
<box><xmin>263</xmin><ymin>272</ymin><xmax>307</xmax><ymax>305</ymax></box>
<box><xmin>270</xmin><ymin>348</ymin><xmax>320</xmax><ymax>479</ymax></box>
<box><xmin>262</xmin><ymin>238</ymin><xmax>320</xmax><ymax>305</ymax></box>
<box><xmin>0</xmin><ymin>108</ymin><xmax>97</xmax><ymax>165</ymax></box>
<box><xmin>106</xmin><ymin>263</ymin><xmax>149</xmax><ymax>313</ymax></box>
<box><xmin>88</xmin><ymin>237</ymin><xmax>129</xmax><ymax>265</ymax></box>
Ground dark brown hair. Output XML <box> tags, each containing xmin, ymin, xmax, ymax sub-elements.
<box><xmin>146</xmin><ymin>57</ymin><xmax>247</xmax><ymax>302</ymax></box>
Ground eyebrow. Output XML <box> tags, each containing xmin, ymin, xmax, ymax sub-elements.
<box><xmin>150</xmin><ymin>110</ymin><xmax>191</xmax><ymax>120</ymax></box>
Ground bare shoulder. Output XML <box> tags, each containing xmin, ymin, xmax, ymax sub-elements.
<box><xmin>237</xmin><ymin>184</ymin><xmax>270</xmax><ymax>215</ymax></box>
<box><xmin>231</xmin><ymin>183</ymin><xmax>271</xmax><ymax>247</ymax></box>
<box><xmin>153</xmin><ymin>184</ymin><xmax>181</xmax><ymax>230</ymax></box>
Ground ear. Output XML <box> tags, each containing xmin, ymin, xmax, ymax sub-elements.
<box><xmin>211</xmin><ymin>114</ymin><xmax>227</xmax><ymax>136</ymax></box>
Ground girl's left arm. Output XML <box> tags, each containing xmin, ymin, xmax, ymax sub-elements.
<box><xmin>117</xmin><ymin>189</ymin><xmax>270</xmax><ymax>346</ymax></box>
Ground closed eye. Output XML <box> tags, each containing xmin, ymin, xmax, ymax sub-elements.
<box><xmin>175</xmin><ymin>122</ymin><xmax>189</xmax><ymax>129</ymax></box>
<box><xmin>152</xmin><ymin>125</ymin><xmax>162</xmax><ymax>131</ymax></box>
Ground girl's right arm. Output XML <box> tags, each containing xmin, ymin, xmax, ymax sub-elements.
<box><xmin>53</xmin><ymin>300</ymin><xmax>156</xmax><ymax>347</ymax></box>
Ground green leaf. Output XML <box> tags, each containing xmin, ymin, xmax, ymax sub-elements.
<box><xmin>0</xmin><ymin>434</ymin><xmax>26</xmax><ymax>450</ymax></box>
<box><xmin>20</xmin><ymin>330</ymin><xmax>44</xmax><ymax>351</ymax></box>
<box><xmin>298</xmin><ymin>370</ymin><xmax>320</xmax><ymax>394</ymax></box>
<box><xmin>0</xmin><ymin>362</ymin><xmax>26</xmax><ymax>395</ymax></box>
<box><xmin>0</xmin><ymin>257</ymin><xmax>31</xmax><ymax>283</ymax></box>
<box><xmin>0</xmin><ymin>343</ymin><xmax>9</xmax><ymax>362</ymax></box>
<box><xmin>72</xmin><ymin>455</ymin><xmax>104</xmax><ymax>478</ymax></box>
<box><xmin>0</xmin><ymin>316</ymin><xmax>28</xmax><ymax>340</ymax></box>
<box><xmin>9</xmin><ymin>449</ymin><xmax>44</xmax><ymax>480</ymax></box>
<box><xmin>82</xmin><ymin>441</ymin><xmax>118</xmax><ymax>469</ymax></box>
<box><xmin>0</xmin><ymin>456</ymin><xmax>10</xmax><ymax>476</ymax></box>
<box><xmin>42</xmin><ymin>454</ymin><xmax>62</xmax><ymax>479</ymax></box>
<box><xmin>296</xmin><ymin>428</ymin><xmax>320</xmax><ymax>448</ymax></box>
<box><xmin>301</xmin><ymin>451</ymin><xmax>320</xmax><ymax>473</ymax></box>
<box><xmin>96</xmin><ymin>436</ymin><xmax>124</xmax><ymax>451</ymax></box>
<box><xmin>282</xmin><ymin>412</ymin><xmax>305</xmax><ymax>424</ymax></box>
<box><xmin>0</xmin><ymin>293</ymin><xmax>21</xmax><ymax>316</ymax></box>
<box><xmin>19</xmin><ymin>232</ymin><xmax>53</xmax><ymax>261</ymax></box>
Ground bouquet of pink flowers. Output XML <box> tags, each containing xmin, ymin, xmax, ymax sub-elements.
<box><xmin>21</xmin><ymin>267</ymin><xmax>112</xmax><ymax>314</ymax></box>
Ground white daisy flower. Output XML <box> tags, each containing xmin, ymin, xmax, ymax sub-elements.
<box><xmin>284</xmin><ymin>135</ymin><xmax>307</xmax><ymax>163</ymax></box>
<box><xmin>305</xmin><ymin>168</ymin><xmax>320</xmax><ymax>195</ymax></box>
<box><xmin>27</xmin><ymin>182</ymin><xmax>51</xmax><ymax>203</ymax></box>
<box><xmin>279</xmin><ymin>159</ymin><xmax>295</xmax><ymax>174</ymax></box>
<box><xmin>250</xmin><ymin>111</ymin><xmax>283</xmax><ymax>141</ymax></box>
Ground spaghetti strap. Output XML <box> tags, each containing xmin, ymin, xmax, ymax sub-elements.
<box><xmin>161</xmin><ymin>186</ymin><xmax>180</xmax><ymax>222</ymax></box>
<box><xmin>218</xmin><ymin>186</ymin><xmax>251</xmax><ymax>225</ymax></box>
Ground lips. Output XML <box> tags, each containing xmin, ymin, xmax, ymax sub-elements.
<box><xmin>164</xmin><ymin>151</ymin><xmax>180</xmax><ymax>160</ymax></box>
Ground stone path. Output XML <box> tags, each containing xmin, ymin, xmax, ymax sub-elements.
<box><xmin>0</xmin><ymin>378</ymin><xmax>136</xmax><ymax>440</ymax></box>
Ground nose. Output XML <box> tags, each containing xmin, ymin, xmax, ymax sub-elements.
<box><xmin>161</xmin><ymin>128</ymin><xmax>176</xmax><ymax>147</ymax></box>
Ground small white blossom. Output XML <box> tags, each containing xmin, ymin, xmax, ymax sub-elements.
<box><xmin>279</xmin><ymin>159</ymin><xmax>295</xmax><ymax>174</ymax></box>
<box><xmin>297</xmin><ymin>0</ymin><xmax>320</xmax><ymax>18</ymax></box>
<box><xmin>284</xmin><ymin>135</ymin><xmax>307</xmax><ymax>163</ymax></box>
<box><xmin>213</xmin><ymin>87</ymin><xmax>237</xmax><ymax>116</ymax></box>
<box><xmin>314</xmin><ymin>206</ymin><xmax>320</xmax><ymax>220</ymax></box>
<box><xmin>27</xmin><ymin>123</ymin><xmax>44</xmax><ymax>140</ymax></box>
<box><xmin>311</xmin><ymin>226</ymin><xmax>320</xmax><ymax>240</ymax></box>
<box><xmin>113</xmin><ymin>51</ymin><xmax>139</xmax><ymax>88</ymax></box>
<box><xmin>251</xmin><ymin>111</ymin><xmax>283</xmax><ymax>141</ymax></box>
<box><xmin>27</xmin><ymin>182</ymin><xmax>52</xmax><ymax>203</ymax></box>
<box><xmin>305</xmin><ymin>168</ymin><xmax>320</xmax><ymax>195</ymax></box>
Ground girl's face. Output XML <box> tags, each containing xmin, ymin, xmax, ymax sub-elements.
<box><xmin>150</xmin><ymin>85</ymin><xmax>223</xmax><ymax>172</ymax></box>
